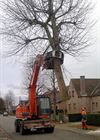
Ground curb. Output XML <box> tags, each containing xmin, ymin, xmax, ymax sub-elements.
<box><xmin>55</xmin><ymin>124</ymin><xmax>100</xmax><ymax>138</ymax></box>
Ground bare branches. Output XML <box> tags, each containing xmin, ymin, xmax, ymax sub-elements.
<box><xmin>0</xmin><ymin>0</ymin><xmax>94</xmax><ymax>101</ymax></box>
<box><xmin>22</xmin><ymin>56</ymin><xmax>55</xmax><ymax>95</ymax></box>
<box><xmin>0</xmin><ymin>0</ymin><xmax>93</xmax><ymax>57</ymax></box>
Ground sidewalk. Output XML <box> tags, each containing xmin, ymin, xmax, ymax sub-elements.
<box><xmin>55</xmin><ymin>122</ymin><xmax>100</xmax><ymax>138</ymax></box>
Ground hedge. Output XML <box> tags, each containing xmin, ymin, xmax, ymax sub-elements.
<box><xmin>68</xmin><ymin>113</ymin><xmax>82</xmax><ymax>122</ymax></box>
<box><xmin>87</xmin><ymin>114</ymin><xmax>100</xmax><ymax>126</ymax></box>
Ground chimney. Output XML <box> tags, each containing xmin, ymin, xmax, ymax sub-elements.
<box><xmin>80</xmin><ymin>76</ymin><xmax>86</xmax><ymax>96</ymax></box>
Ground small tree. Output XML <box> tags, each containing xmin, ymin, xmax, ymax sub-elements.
<box><xmin>4</xmin><ymin>90</ymin><xmax>15</xmax><ymax>113</ymax></box>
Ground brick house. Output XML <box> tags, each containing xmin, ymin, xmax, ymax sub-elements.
<box><xmin>50</xmin><ymin>76</ymin><xmax>100</xmax><ymax>114</ymax></box>
<box><xmin>66</xmin><ymin>76</ymin><xmax>100</xmax><ymax>114</ymax></box>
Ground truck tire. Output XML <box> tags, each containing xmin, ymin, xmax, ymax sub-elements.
<box><xmin>15</xmin><ymin>120</ymin><xmax>20</xmax><ymax>132</ymax></box>
<box><xmin>15</xmin><ymin>124</ymin><xmax>20</xmax><ymax>132</ymax></box>
<box><xmin>45</xmin><ymin>127</ymin><xmax>54</xmax><ymax>133</ymax></box>
<box><xmin>20</xmin><ymin>124</ymin><xmax>26</xmax><ymax>135</ymax></box>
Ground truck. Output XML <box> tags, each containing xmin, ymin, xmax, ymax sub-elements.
<box><xmin>15</xmin><ymin>51</ymin><xmax>64</xmax><ymax>135</ymax></box>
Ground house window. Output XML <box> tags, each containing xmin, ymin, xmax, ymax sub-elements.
<box><xmin>92</xmin><ymin>102</ymin><xmax>95</xmax><ymax>112</ymax></box>
<box><xmin>73</xmin><ymin>103</ymin><xmax>76</xmax><ymax>110</ymax></box>
<box><xmin>96</xmin><ymin>102</ymin><xmax>98</xmax><ymax>108</ymax></box>
<box><xmin>68</xmin><ymin>104</ymin><xmax>71</xmax><ymax>112</ymax></box>
<box><xmin>72</xmin><ymin>90</ymin><xmax>74</xmax><ymax>97</ymax></box>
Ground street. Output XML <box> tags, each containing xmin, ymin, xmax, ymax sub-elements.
<box><xmin>0</xmin><ymin>115</ymin><xmax>99</xmax><ymax>140</ymax></box>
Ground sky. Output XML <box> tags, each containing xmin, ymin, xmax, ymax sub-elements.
<box><xmin>0</xmin><ymin>0</ymin><xmax>100</xmax><ymax>101</ymax></box>
<box><xmin>64</xmin><ymin>0</ymin><xmax>100</xmax><ymax>80</ymax></box>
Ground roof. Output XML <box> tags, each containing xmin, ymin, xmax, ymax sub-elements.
<box><xmin>90</xmin><ymin>82</ymin><xmax>100</xmax><ymax>96</ymax></box>
<box><xmin>71</xmin><ymin>78</ymin><xmax>100</xmax><ymax>97</ymax></box>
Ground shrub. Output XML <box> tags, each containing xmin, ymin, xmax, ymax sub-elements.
<box><xmin>68</xmin><ymin>113</ymin><xmax>82</xmax><ymax>122</ymax></box>
<box><xmin>87</xmin><ymin>114</ymin><xmax>100</xmax><ymax>126</ymax></box>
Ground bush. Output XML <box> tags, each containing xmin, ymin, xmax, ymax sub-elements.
<box><xmin>87</xmin><ymin>114</ymin><xmax>100</xmax><ymax>126</ymax></box>
<box><xmin>68</xmin><ymin>113</ymin><xmax>82</xmax><ymax>122</ymax></box>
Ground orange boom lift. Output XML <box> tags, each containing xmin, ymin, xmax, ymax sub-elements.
<box><xmin>15</xmin><ymin>51</ymin><xmax>64</xmax><ymax>135</ymax></box>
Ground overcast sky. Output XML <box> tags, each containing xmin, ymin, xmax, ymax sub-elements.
<box><xmin>0</xmin><ymin>0</ymin><xmax>100</xmax><ymax>99</ymax></box>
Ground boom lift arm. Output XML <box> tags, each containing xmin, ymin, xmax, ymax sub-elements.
<box><xmin>29</xmin><ymin>55</ymin><xmax>44</xmax><ymax>117</ymax></box>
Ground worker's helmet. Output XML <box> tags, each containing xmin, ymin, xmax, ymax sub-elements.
<box><xmin>81</xmin><ymin>107</ymin><xmax>85</xmax><ymax>111</ymax></box>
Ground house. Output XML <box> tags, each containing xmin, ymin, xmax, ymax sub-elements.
<box><xmin>50</xmin><ymin>76</ymin><xmax>100</xmax><ymax>115</ymax></box>
<box><xmin>66</xmin><ymin>76</ymin><xmax>100</xmax><ymax>114</ymax></box>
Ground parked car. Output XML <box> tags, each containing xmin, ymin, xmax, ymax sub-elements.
<box><xmin>3</xmin><ymin>112</ymin><xmax>8</xmax><ymax>116</ymax></box>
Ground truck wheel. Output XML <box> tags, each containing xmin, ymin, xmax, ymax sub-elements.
<box><xmin>20</xmin><ymin>124</ymin><xmax>26</xmax><ymax>135</ymax></box>
<box><xmin>48</xmin><ymin>127</ymin><xmax>54</xmax><ymax>133</ymax></box>
<box><xmin>45</xmin><ymin>127</ymin><xmax>54</xmax><ymax>133</ymax></box>
<box><xmin>15</xmin><ymin>124</ymin><xmax>20</xmax><ymax>132</ymax></box>
<box><xmin>15</xmin><ymin>120</ymin><xmax>20</xmax><ymax>132</ymax></box>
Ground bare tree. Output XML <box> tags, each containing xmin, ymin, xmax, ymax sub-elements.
<box><xmin>22</xmin><ymin>57</ymin><xmax>35</xmax><ymax>90</ymax></box>
<box><xmin>4</xmin><ymin>90</ymin><xmax>15</xmax><ymax>112</ymax></box>
<box><xmin>1</xmin><ymin>0</ymin><xmax>92</xmax><ymax>100</ymax></box>
<box><xmin>22</xmin><ymin>56</ymin><xmax>55</xmax><ymax>95</ymax></box>
<box><xmin>0</xmin><ymin>97</ymin><xmax>6</xmax><ymax>112</ymax></box>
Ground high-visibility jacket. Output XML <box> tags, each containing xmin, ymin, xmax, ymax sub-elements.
<box><xmin>81</xmin><ymin>110</ymin><xmax>87</xmax><ymax>120</ymax></box>
<box><xmin>81</xmin><ymin>110</ymin><xmax>86</xmax><ymax>115</ymax></box>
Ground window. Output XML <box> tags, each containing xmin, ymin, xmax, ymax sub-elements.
<box><xmin>72</xmin><ymin>90</ymin><xmax>74</xmax><ymax>97</ymax></box>
<box><xmin>68</xmin><ymin>91</ymin><xmax>71</xmax><ymax>97</ymax></box>
<box><xmin>37</xmin><ymin>97</ymin><xmax>51</xmax><ymax>115</ymax></box>
<box><xmin>92</xmin><ymin>102</ymin><xmax>95</xmax><ymax>112</ymax></box>
<box><xmin>96</xmin><ymin>102</ymin><xmax>98</xmax><ymax>108</ymax></box>
<box><xmin>68</xmin><ymin>104</ymin><xmax>71</xmax><ymax>112</ymax></box>
<box><xmin>73</xmin><ymin>103</ymin><xmax>76</xmax><ymax>110</ymax></box>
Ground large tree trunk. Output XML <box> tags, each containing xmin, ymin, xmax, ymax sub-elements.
<box><xmin>54</xmin><ymin>59</ymin><xmax>69</xmax><ymax>101</ymax></box>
